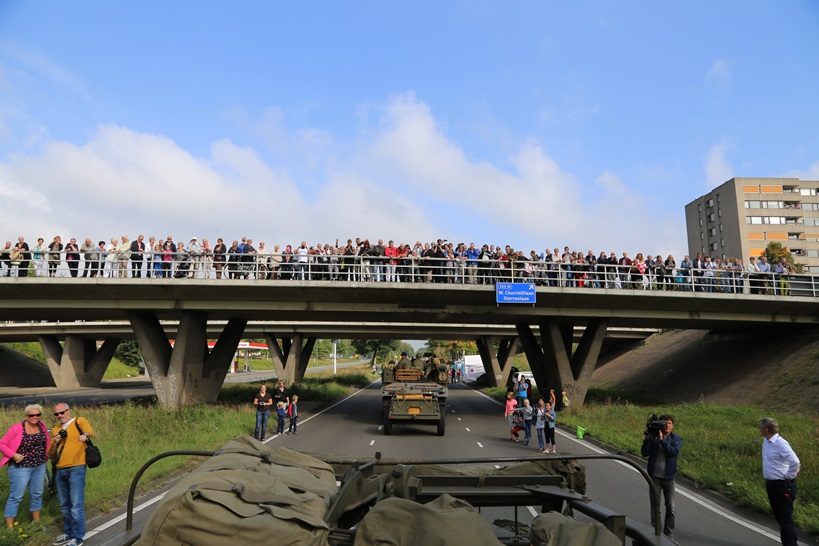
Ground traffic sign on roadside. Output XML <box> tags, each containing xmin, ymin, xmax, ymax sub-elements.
<box><xmin>495</xmin><ymin>282</ymin><xmax>536</xmax><ymax>304</ymax></box>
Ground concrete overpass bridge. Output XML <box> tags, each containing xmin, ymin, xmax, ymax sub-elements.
<box><xmin>1</xmin><ymin>278</ymin><xmax>817</xmax><ymax>407</ymax></box>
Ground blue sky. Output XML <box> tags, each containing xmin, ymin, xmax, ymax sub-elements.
<box><xmin>1</xmin><ymin>1</ymin><xmax>817</xmax><ymax>256</ymax></box>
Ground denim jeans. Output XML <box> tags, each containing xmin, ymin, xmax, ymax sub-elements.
<box><xmin>255</xmin><ymin>410</ymin><xmax>270</xmax><ymax>439</ymax></box>
<box><xmin>4</xmin><ymin>463</ymin><xmax>47</xmax><ymax>518</ymax></box>
<box><xmin>650</xmin><ymin>476</ymin><xmax>676</xmax><ymax>536</ymax></box>
<box><xmin>56</xmin><ymin>465</ymin><xmax>87</xmax><ymax>541</ymax></box>
<box><xmin>536</xmin><ymin>428</ymin><xmax>545</xmax><ymax>451</ymax></box>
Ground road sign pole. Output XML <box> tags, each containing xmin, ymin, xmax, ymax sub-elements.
<box><xmin>333</xmin><ymin>341</ymin><xmax>337</xmax><ymax>375</ymax></box>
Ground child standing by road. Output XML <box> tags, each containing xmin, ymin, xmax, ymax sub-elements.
<box><xmin>504</xmin><ymin>391</ymin><xmax>518</xmax><ymax>441</ymax></box>
<box><xmin>287</xmin><ymin>395</ymin><xmax>299</xmax><ymax>434</ymax></box>
<box><xmin>276</xmin><ymin>401</ymin><xmax>287</xmax><ymax>435</ymax></box>
<box><xmin>543</xmin><ymin>401</ymin><xmax>557</xmax><ymax>453</ymax></box>
<box><xmin>520</xmin><ymin>398</ymin><xmax>534</xmax><ymax>446</ymax></box>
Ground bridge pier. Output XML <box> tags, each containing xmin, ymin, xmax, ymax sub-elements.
<box><xmin>39</xmin><ymin>335</ymin><xmax>119</xmax><ymax>389</ymax></box>
<box><xmin>517</xmin><ymin>319</ymin><xmax>608</xmax><ymax>408</ymax></box>
<box><xmin>264</xmin><ymin>333</ymin><xmax>316</xmax><ymax>385</ymax></box>
<box><xmin>128</xmin><ymin>311</ymin><xmax>247</xmax><ymax>408</ymax></box>
<box><xmin>475</xmin><ymin>335</ymin><xmax>519</xmax><ymax>388</ymax></box>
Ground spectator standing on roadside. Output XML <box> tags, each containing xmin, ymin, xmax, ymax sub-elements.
<box><xmin>253</xmin><ymin>384</ymin><xmax>271</xmax><ymax>441</ymax></box>
<box><xmin>542</xmin><ymin>402</ymin><xmax>557</xmax><ymax>453</ymax></box>
<box><xmin>272</xmin><ymin>381</ymin><xmax>289</xmax><ymax>407</ymax></box>
<box><xmin>759</xmin><ymin>417</ymin><xmax>800</xmax><ymax>546</ymax></box>
<box><xmin>287</xmin><ymin>395</ymin><xmax>299</xmax><ymax>434</ymax></box>
<box><xmin>515</xmin><ymin>376</ymin><xmax>528</xmax><ymax>408</ymax></box>
<box><xmin>275</xmin><ymin>402</ymin><xmax>287</xmax><ymax>435</ymax></box>
<box><xmin>504</xmin><ymin>391</ymin><xmax>518</xmax><ymax>441</ymax></box>
<box><xmin>641</xmin><ymin>414</ymin><xmax>682</xmax><ymax>539</ymax></box>
<box><xmin>50</xmin><ymin>403</ymin><xmax>94</xmax><ymax>546</ymax></box>
<box><xmin>1</xmin><ymin>404</ymin><xmax>50</xmax><ymax>529</ymax></box>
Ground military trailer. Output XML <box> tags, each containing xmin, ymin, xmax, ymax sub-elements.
<box><xmin>381</xmin><ymin>360</ymin><xmax>449</xmax><ymax>436</ymax></box>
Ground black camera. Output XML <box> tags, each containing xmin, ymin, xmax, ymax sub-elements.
<box><xmin>58</xmin><ymin>429</ymin><xmax>68</xmax><ymax>440</ymax></box>
<box><xmin>645</xmin><ymin>413</ymin><xmax>666</xmax><ymax>438</ymax></box>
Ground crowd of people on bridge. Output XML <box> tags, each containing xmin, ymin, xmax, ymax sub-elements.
<box><xmin>0</xmin><ymin>234</ymin><xmax>801</xmax><ymax>295</ymax></box>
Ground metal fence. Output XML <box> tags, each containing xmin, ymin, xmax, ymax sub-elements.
<box><xmin>1</xmin><ymin>252</ymin><xmax>815</xmax><ymax>297</ymax></box>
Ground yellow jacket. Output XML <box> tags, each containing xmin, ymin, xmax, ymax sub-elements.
<box><xmin>51</xmin><ymin>417</ymin><xmax>95</xmax><ymax>469</ymax></box>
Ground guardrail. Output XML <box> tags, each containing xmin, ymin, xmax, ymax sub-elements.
<box><xmin>1</xmin><ymin>252</ymin><xmax>815</xmax><ymax>297</ymax></box>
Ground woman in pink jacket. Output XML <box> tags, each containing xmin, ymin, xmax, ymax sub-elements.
<box><xmin>0</xmin><ymin>404</ymin><xmax>51</xmax><ymax>528</ymax></box>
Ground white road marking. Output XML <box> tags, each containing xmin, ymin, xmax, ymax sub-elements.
<box><xmin>555</xmin><ymin>428</ymin><xmax>783</xmax><ymax>542</ymax></box>
<box><xmin>470</xmin><ymin>383</ymin><xmax>785</xmax><ymax>543</ymax></box>
<box><xmin>465</xmin><ymin>427</ymin><xmax>471</xmax><ymax>432</ymax></box>
<box><xmin>84</xmin><ymin>492</ymin><xmax>167</xmax><ymax>538</ymax></box>
<box><xmin>477</xmin><ymin>442</ymin><xmax>484</xmax><ymax>448</ymax></box>
<box><xmin>369</xmin><ymin>440</ymin><xmax>375</xmax><ymax>446</ymax></box>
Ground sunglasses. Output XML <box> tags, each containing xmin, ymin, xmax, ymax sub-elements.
<box><xmin>54</xmin><ymin>410</ymin><xmax>68</xmax><ymax>416</ymax></box>
<box><xmin>27</xmin><ymin>413</ymin><xmax>41</xmax><ymax>418</ymax></box>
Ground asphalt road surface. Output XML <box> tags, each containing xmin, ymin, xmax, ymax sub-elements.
<box><xmin>80</xmin><ymin>380</ymin><xmax>809</xmax><ymax>546</ymax></box>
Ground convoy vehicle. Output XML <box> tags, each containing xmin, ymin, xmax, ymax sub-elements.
<box><xmin>100</xmin><ymin>437</ymin><xmax>677</xmax><ymax>546</ymax></box>
<box><xmin>380</xmin><ymin>362</ymin><xmax>449</xmax><ymax>436</ymax></box>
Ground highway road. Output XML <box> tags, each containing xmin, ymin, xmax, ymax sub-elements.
<box><xmin>81</xmin><ymin>380</ymin><xmax>806</xmax><ymax>546</ymax></box>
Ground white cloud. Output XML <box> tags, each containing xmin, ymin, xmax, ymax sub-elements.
<box><xmin>0</xmin><ymin>92</ymin><xmax>680</xmax><ymax>255</ymax></box>
<box><xmin>705</xmin><ymin>141</ymin><xmax>734</xmax><ymax>189</ymax></box>
<box><xmin>705</xmin><ymin>58</ymin><xmax>731</xmax><ymax>93</ymax></box>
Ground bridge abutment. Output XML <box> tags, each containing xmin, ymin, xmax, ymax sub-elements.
<box><xmin>264</xmin><ymin>333</ymin><xmax>316</xmax><ymax>385</ymax></box>
<box><xmin>39</xmin><ymin>335</ymin><xmax>119</xmax><ymax>389</ymax></box>
<box><xmin>128</xmin><ymin>311</ymin><xmax>247</xmax><ymax>408</ymax></box>
<box><xmin>517</xmin><ymin>319</ymin><xmax>608</xmax><ymax>408</ymax></box>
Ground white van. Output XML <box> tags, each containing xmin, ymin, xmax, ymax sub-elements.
<box><xmin>515</xmin><ymin>371</ymin><xmax>537</xmax><ymax>387</ymax></box>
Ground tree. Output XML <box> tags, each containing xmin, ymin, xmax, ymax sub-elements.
<box><xmin>351</xmin><ymin>339</ymin><xmax>401</xmax><ymax>367</ymax></box>
<box><xmin>114</xmin><ymin>340</ymin><xmax>143</xmax><ymax>368</ymax></box>
<box><xmin>762</xmin><ymin>242</ymin><xmax>803</xmax><ymax>273</ymax></box>
<box><xmin>424</xmin><ymin>340</ymin><xmax>478</xmax><ymax>360</ymax></box>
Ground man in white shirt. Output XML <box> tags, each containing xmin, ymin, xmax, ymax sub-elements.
<box><xmin>759</xmin><ymin>417</ymin><xmax>800</xmax><ymax>546</ymax></box>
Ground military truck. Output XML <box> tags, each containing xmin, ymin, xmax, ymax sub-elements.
<box><xmin>103</xmin><ymin>437</ymin><xmax>678</xmax><ymax>546</ymax></box>
<box><xmin>381</xmin><ymin>359</ymin><xmax>449</xmax><ymax>436</ymax></box>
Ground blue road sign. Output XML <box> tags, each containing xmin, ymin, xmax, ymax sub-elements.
<box><xmin>496</xmin><ymin>282</ymin><xmax>536</xmax><ymax>304</ymax></box>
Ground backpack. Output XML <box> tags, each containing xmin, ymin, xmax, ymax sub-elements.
<box><xmin>287</xmin><ymin>403</ymin><xmax>293</xmax><ymax>417</ymax></box>
<box><xmin>141</xmin><ymin>437</ymin><xmax>335</xmax><ymax>546</ymax></box>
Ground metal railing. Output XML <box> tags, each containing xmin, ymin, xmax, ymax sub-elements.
<box><xmin>1</xmin><ymin>251</ymin><xmax>816</xmax><ymax>297</ymax></box>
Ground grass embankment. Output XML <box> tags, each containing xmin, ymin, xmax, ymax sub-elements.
<box><xmin>0</xmin><ymin>369</ymin><xmax>373</xmax><ymax>545</ymax></box>
<box><xmin>548</xmin><ymin>388</ymin><xmax>819</xmax><ymax>534</ymax></box>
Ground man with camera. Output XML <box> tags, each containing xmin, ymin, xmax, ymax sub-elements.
<box><xmin>50</xmin><ymin>403</ymin><xmax>95</xmax><ymax>546</ymax></box>
<box><xmin>641</xmin><ymin>413</ymin><xmax>682</xmax><ymax>539</ymax></box>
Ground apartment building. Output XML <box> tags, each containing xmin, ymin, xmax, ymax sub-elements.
<box><xmin>685</xmin><ymin>177</ymin><xmax>819</xmax><ymax>273</ymax></box>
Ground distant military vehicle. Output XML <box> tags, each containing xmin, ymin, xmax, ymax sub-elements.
<box><xmin>380</xmin><ymin>357</ymin><xmax>449</xmax><ymax>436</ymax></box>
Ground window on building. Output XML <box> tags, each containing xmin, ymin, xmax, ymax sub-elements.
<box><xmin>799</xmin><ymin>188</ymin><xmax>816</xmax><ymax>196</ymax></box>
<box><xmin>719</xmin><ymin>223</ymin><xmax>723</xmax><ymax>232</ymax></box>
<box><xmin>707</xmin><ymin>198</ymin><xmax>714</xmax><ymax>208</ymax></box>
<box><xmin>716</xmin><ymin>193</ymin><xmax>721</xmax><ymax>202</ymax></box>
<box><xmin>698</xmin><ymin>204</ymin><xmax>702</xmax><ymax>212</ymax></box>
<box><xmin>807</xmin><ymin>250</ymin><xmax>819</xmax><ymax>258</ymax></box>
<box><xmin>720</xmin><ymin>238</ymin><xmax>725</xmax><ymax>247</ymax></box>
<box><xmin>707</xmin><ymin>213</ymin><xmax>715</xmax><ymax>222</ymax></box>
<box><xmin>700</xmin><ymin>232</ymin><xmax>704</xmax><ymax>240</ymax></box>
<box><xmin>708</xmin><ymin>227</ymin><xmax>717</xmax><ymax>237</ymax></box>
<box><xmin>709</xmin><ymin>242</ymin><xmax>718</xmax><ymax>251</ymax></box>
<box><xmin>699</xmin><ymin>218</ymin><xmax>703</xmax><ymax>226</ymax></box>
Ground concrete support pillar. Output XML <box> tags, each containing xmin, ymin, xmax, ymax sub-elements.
<box><xmin>128</xmin><ymin>311</ymin><xmax>247</xmax><ymax>408</ymax></box>
<box><xmin>264</xmin><ymin>333</ymin><xmax>316</xmax><ymax>385</ymax></box>
<box><xmin>517</xmin><ymin>319</ymin><xmax>608</xmax><ymax>408</ymax></box>
<box><xmin>39</xmin><ymin>335</ymin><xmax>120</xmax><ymax>389</ymax></box>
<box><xmin>475</xmin><ymin>336</ymin><xmax>519</xmax><ymax>388</ymax></box>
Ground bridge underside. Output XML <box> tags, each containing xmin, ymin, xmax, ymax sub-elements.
<box><xmin>5</xmin><ymin>279</ymin><xmax>815</xmax><ymax>407</ymax></box>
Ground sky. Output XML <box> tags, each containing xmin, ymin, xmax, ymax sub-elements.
<box><xmin>1</xmin><ymin>1</ymin><xmax>818</xmax><ymax>257</ymax></box>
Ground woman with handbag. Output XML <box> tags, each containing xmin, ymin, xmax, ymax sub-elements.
<box><xmin>0</xmin><ymin>404</ymin><xmax>51</xmax><ymax>528</ymax></box>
